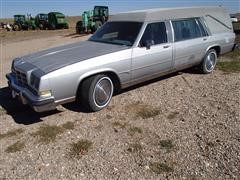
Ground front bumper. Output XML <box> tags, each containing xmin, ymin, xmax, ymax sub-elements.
<box><xmin>6</xmin><ymin>73</ymin><xmax>56</xmax><ymax>112</ymax></box>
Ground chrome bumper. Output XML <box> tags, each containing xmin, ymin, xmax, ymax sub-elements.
<box><xmin>6</xmin><ymin>73</ymin><xmax>56</xmax><ymax>112</ymax></box>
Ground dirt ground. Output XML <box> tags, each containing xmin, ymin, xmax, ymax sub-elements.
<box><xmin>0</xmin><ymin>30</ymin><xmax>239</xmax><ymax>179</ymax></box>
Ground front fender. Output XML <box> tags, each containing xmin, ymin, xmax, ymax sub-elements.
<box><xmin>76</xmin><ymin>68</ymin><xmax>120</xmax><ymax>93</ymax></box>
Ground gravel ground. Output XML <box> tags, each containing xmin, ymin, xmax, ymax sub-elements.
<box><xmin>0</xmin><ymin>31</ymin><xmax>239</xmax><ymax>179</ymax></box>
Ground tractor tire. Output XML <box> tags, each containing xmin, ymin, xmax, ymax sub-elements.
<box><xmin>90</xmin><ymin>26</ymin><xmax>96</xmax><ymax>33</ymax></box>
<box><xmin>28</xmin><ymin>26</ymin><xmax>34</xmax><ymax>30</ymax></box>
<box><xmin>64</xmin><ymin>24</ymin><xmax>69</xmax><ymax>29</ymax></box>
<box><xmin>39</xmin><ymin>24</ymin><xmax>44</xmax><ymax>30</ymax></box>
<box><xmin>50</xmin><ymin>24</ymin><xmax>56</xmax><ymax>30</ymax></box>
<box><xmin>13</xmin><ymin>24</ymin><xmax>21</xmax><ymax>31</ymax></box>
<box><xmin>95</xmin><ymin>21</ymin><xmax>103</xmax><ymax>31</ymax></box>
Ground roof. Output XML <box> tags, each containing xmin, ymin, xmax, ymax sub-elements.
<box><xmin>109</xmin><ymin>6</ymin><xmax>229</xmax><ymax>22</ymax></box>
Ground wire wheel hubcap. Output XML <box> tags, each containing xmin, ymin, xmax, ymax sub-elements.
<box><xmin>205</xmin><ymin>52</ymin><xmax>216</xmax><ymax>72</ymax></box>
<box><xmin>93</xmin><ymin>77</ymin><xmax>113</xmax><ymax>107</ymax></box>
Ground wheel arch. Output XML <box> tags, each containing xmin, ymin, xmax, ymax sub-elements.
<box><xmin>76</xmin><ymin>69</ymin><xmax>122</xmax><ymax>97</ymax></box>
<box><xmin>206</xmin><ymin>45</ymin><xmax>221</xmax><ymax>57</ymax></box>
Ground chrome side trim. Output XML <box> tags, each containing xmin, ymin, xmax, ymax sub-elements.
<box><xmin>121</xmin><ymin>62</ymin><xmax>199</xmax><ymax>89</ymax></box>
<box><xmin>55</xmin><ymin>96</ymin><xmax>76</xmax><ymax>105</ymax></box>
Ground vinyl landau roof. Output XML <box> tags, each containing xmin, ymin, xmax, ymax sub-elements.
<box><xmin>109</xmin><ymin>6</ymin><xmax>228</xmax><ymax>22</ymax></box>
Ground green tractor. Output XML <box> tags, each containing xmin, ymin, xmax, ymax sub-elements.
<box><xmin>76</xmin><ymin>6</ymin><xmax>109</xmax><ymax>34</ymax></box>
<box><xmin>13</xmin><ymin>14</ymin><xmax>36</xmax><ymax>31</ymax></box>
<box><xmin>35</xmin><ymin>13</ymin><xmax>49</xmax><ymax>30</ymax></box>
<box><xmin>48</xmin><ymin>12</ymin><xmax>69</xmax><ymax>30</ymax></box>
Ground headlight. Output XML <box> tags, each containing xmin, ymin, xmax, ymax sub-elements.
<box><xmin>39</xmin><ymin>90</ymin><xmax>52</xmax><ymax>98</ymax></box>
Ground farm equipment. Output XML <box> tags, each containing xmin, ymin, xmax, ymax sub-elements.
<box><xmin>12</xmin><ymin>14</ymin><xmax>36</xmax><ymax>31</ymax></box>
<box><xmin>35</xmin><ymin>13</ymin><xmax>49</xmax><ymax>30</ymax></box>
<box><xmin>48</xmin><ymin>12</ymin><xmax>69</xmax><ymax>30</ymax></box>
<box><xmin>233</xmin><ymin>22</ymin><xmax>240</xmax><ymax>34</ymax></box>
<box><xmin>76</xmin><ymin>6</ymin><xmax>109</xmax><ymax>34</ymax></box>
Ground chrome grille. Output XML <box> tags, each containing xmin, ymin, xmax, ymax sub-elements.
<box><xmin>15</xmin><ymin>70</ymin><xmax>28</xmax><ymax>86</ymax></box>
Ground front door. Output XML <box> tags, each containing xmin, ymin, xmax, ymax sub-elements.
<box><xmin>131</xmin><ymin>22</ymin><xmax>173</xmax><ymax>81</ymax></box>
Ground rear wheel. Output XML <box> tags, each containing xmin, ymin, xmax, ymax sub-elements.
<box><xmin>200</xmin><ymin>49</ymin><xmax>217</xmax><ymax>74</ymax></box>
<box><xmin>13</xmin><ymin>24</ymin><xmax>21</xmax><ymax>31</ymax></box>
<box><xmin>39</xmin><ymin>24</ymin><xmax>44</xmax><ymax>30</ymax></box>
<box><xmin>95</xmin><ymin>21</ymin><xmax>102</xmax><ymax>31</ymax></box>
<box><xmin>50</xmin><ymin>23</ymin><xmax>56</xmax><ymax>30</ymax></box>
<box><xmin>80</xmin><ymin>74</ymin><xmax>114</xmax><ymax>112</ymax></box>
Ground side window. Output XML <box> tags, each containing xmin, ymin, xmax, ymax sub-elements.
<box><xmin>196</xmin><ymin>18</ymin><xmax>209</xmax><ymax>37</ymax></box>
<box><xmin>172</xmin><ymin>18</ymin><xmax>202</xmax><ymax>42</ymax></box>
<box><xmin>140</xmin><ymin>22</ymin><xmax>167</xmax><ymax>47</ymax></box>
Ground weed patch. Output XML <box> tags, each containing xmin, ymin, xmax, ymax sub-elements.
<box><xmin>112</xmin><ymin>121</ymin><xmax>127</xmax><ymax>129</ymax></box>
<box><xmin>150</xmin><ymin>162</ymin><xmax>173</xmax><ymax>174</ymax></box>
<box><xmin>32</xmin><ymin>125</ymin><xmax>64</xmax><ymax>144</ymax></box>
<box><xmin>5</xmin><ymin>141</ymin><xmax>25</xmax><ymax>153</ymax></box>
<box><xmin>159</xmin><ymin>139</ymin><xmax>174</xmax><ymax>152</ymax></box>
<box><xmin>127</xmin><ymin>143</ymin><xmax>143</xmax><ymax>153</ymax></box>
<box><xmin>69</xmin><ymin>139</ymin><xmax>93</xmax><ymax>158</ymax></box>
<box><xmin>0</xmin><ymin>128</ymin><xmax>24</xmax><ymax>140</ymax></box>
<box><xmin>62</xmin><ymin>121</ymin><xmax>74</xmax><ymax>130</ymax></box>
<box><xmin>128</xmin><ymin>126</ymin><xmax>143</xmax><ymax>136</ymax></box>
<box><xmin>127</xmin><ymin>103</ymin><xmax>161</xmax><ymax>119</ymax></box>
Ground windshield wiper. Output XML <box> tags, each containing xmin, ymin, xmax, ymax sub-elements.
<box><xmin>89</xmin><ymin>39</ymin><xmax>131</xmax><ymax>46</ymax></box>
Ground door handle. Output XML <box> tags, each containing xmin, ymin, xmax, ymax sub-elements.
<box><xmin>163</xmin><ymin>45</ymin><xmax>170</xmax><ymax>48</ymax></box>
<box><xmin>203</xmin><ymin>38</ymin><xmax>208</xmax><ymax>41</ymax></box>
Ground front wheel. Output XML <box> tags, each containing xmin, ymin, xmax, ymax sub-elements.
<box><xmin>80</xmin><ymin>75</ymin><xmax>114</xmax><ymax>112</ymax></box>
<box><xmin>200</xmin><ymin>49</ymin><xmax>217</xmax><ymax>74</ymax></box>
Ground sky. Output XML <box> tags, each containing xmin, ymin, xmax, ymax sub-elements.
<box><xmin>1</xmin><ymin>0</ymin><xmax>239</xmax><ymax>18</ymax></box>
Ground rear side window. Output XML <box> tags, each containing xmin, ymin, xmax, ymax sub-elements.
<box><xmin>172</xmin><ymin>18</ymin><xmax>202</xmax><ymax>42</ymax></box>
<box><xmin>196</xmin><ymin>18</ymin><xmax>209</xmax><ymax>37</ymax></box>
<box><xmin>140</xmin><ymin>22</ymin><xmax>168</xmax><ymax>47</ymax></box>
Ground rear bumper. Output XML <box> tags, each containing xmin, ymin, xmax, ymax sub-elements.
<box><xmin>6</xmin><ymin>73</ymin><xmax>56</xmax><ymax>112</ymax></box>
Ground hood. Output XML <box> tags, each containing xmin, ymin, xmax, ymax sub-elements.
<box><xmin>18</xmin><ymin>40</ymin><xmax>129</xmax><ymax>74</ymax></box>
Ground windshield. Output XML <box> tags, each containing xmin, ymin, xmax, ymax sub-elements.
<box><xmin>40</xmin><ymin>14</ymin><xmax>48</xmax><ymax>20</ymax></box>
<box><xmin>14</xmin><ymin>16</ymin><xmax>25</xmax><ymax>22</ymax></box>
<box><xmin>89</xmin><ymin>21</ymin><xmax>143</xmax><ymax>46</ymax></box>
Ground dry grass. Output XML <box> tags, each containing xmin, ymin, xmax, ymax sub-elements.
<box><xmin>5</xmin><ymin>141</ymin><xmax>25</xmax><ymax>153</ymax></box>
<box><xmin>0</xmin><ymin>18</ymin><xmax>14</xmax><ymax>24</ymax></box>
<box><xmin>0</xmin><ymin>16</ymin><xmax>81</xmax><ymax>43</ymax></box>
<box><xmin>127</xmin><ymin>103</ymin><xmax>161</xmax><ymax>119</ymax></box>
<box><xmin>0</xmin><ymin>128</ymin><xmax>24</xmax><ymax>140</ymax></box>
<box><xmin>150</xmin><ymin>162</ymin><xmax>173</xmax><ymax>174</ymax></box>
<box><xmin>66</xmin><ymin>16</ymin><xmax>81</xmax><ymax>29</ymax></box>
<box><xmin>217</xmin><ymin>52</ymin><xmax>240</xmax><ymax>73</ymax></box>
<box><xmin>69</xmin><ymin>140</ymin><xmax>93</xmax><ymax>158</ymax></box>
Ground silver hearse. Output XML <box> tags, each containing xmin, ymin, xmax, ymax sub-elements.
<box><xmin>7</xmin><ymin>7</ymin><xmax>235</xmax><ymax>112</ymax></box>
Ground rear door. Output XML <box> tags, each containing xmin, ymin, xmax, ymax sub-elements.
<box><xmin>131</xmin><ymin>22</ymin><xmax>173</xmax><ymax>81</ymax></box>
<box><xmin>171</xmin><ymin>18</ymin><xmax>209</xmax><ymax>69</ymax></box>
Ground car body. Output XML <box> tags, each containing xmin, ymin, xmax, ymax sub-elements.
<box><xmin>6</xmin><ymin>6</ymin><xmax>235</xmax><ymax>112</ymax></box>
